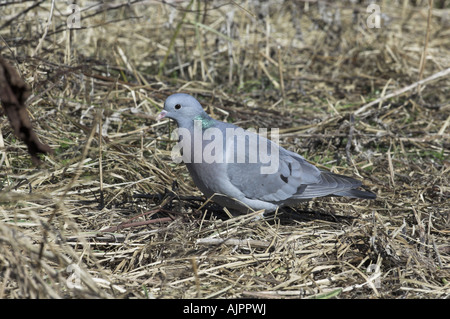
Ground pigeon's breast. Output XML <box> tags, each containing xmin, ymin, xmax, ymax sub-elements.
<box><xmin>186</xmin><ymin>161</ymin><xmax>242</xmax><ymax>199</ymax></box>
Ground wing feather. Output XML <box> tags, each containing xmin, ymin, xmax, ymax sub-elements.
<box><xmin>225</xmin><ymin>131</ymin><xmax>321</xmax><ymax>202</ymax></box>
<box><xmin>222</xmin><ymin>125</ymin><xmax>371</xmax><ymax>203</ymax></box>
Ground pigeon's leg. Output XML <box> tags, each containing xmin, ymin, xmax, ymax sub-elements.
<box><xmin>250</xmin><ymin>209</ymin><xmax>267</xmax><ymax>221</ymax></box>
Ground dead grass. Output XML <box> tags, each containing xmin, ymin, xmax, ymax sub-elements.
<box><xmin>0</xmin><ymin>0</ymin><xmax>449</xmax><ymax>299</ymax></box>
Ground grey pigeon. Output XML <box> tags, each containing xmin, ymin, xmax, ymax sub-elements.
<box><xmin>157</xmin><ymin>93</ymin><xmax>376</xmax><ymax>213</ymax></box>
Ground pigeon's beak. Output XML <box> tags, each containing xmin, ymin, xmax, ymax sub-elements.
<box><xmin>156</xmin><ymin>110</ymin><xmax>168</xmax><ymax>121</ymax></box>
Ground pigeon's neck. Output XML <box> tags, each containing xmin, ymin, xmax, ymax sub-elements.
<box><xmin>193</xmin><ymin>113</ymin><xmax>215</xmax><ymax>130</ymax></box>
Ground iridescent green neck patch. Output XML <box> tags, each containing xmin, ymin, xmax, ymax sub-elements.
<box><xmin>193</xmin><ymin>114</ymin><xmax>215</xmax><ymax>130</ymax></box>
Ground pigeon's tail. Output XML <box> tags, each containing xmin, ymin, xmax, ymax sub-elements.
<box><xmin>323</xmin><ymin>171</ymin><xmax>377</xmax><ymax>199</ymax></box>
<box><xmin>332</xmin><ymin>188</ymin><xmax>377</xmax><ymax>199</ymax></box>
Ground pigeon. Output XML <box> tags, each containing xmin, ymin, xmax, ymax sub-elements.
<box><xmin>157</xmin><ymin>93</ymin><xmax>376</xmax><ymax>213</ymax></box>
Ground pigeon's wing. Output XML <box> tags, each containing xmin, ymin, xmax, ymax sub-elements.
<box><xmin>224</xmin><ymin>132</ymin><xmax>322</xmax><ymax>202</ymax></box>
<box><xmin>224</xmin><ymin>133</ymin><xmax>371</xmax><ymax>202</ymax></box>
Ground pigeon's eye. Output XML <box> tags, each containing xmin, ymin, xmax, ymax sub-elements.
<box><xmin>175</xmin><ymin>104</ymin><xmax>181</xmax><ymax>110</ymax></box>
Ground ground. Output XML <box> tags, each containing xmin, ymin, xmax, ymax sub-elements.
<box><xmin>0</xmin><ymin>0</ymin><xmax>449</xmax><ymax>299</ymax></box>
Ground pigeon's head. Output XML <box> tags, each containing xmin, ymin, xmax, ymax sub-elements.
<box><xmin>157</xmin><ymin>93</ymin><xmax>207</xmax><ymax>127</ymax></box>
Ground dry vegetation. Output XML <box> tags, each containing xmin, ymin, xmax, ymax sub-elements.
<box><xmin>0</xmin><ymin>0</ymin><xmax>449</xmax><ymax>299</ymax></box>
